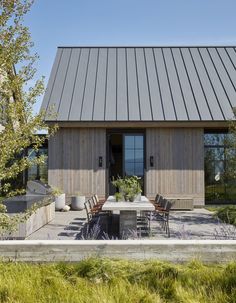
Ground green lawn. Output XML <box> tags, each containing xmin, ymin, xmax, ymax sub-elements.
<box><xmin>0</xmin><ymin>258</ymin><xmax>236</xmax><ymax>303</ymax></box>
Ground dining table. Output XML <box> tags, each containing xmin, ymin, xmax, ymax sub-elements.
<box><xmin>102</xmin><ymin>195</ymin><xmax>155</xmax><ymax>238</ymax></box>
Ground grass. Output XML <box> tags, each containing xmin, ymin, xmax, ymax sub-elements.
<box><xmin>204</xmin><ymin>204</ymin><xmax>236</xmax><ymax>213</ymax></box>
<box><xmin>0</xmin><ymin>258</ymin><xmax>236</xmax><ymax>302</ymax></box>
<box><xmin>205</xmin><ymin>206</ymin><xmax>221</xmax><ymax>212</ymax></box>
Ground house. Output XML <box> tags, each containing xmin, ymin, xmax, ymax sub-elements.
<box><xmin>41</xmin><ymin>46</ymin><xmax>236</xmax><ymax>207</ymax></box>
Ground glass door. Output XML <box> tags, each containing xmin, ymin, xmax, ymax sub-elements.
<box><xmin>124</xmin><ymin>134</ymin><xmax>144</xmax><ymax>192</ymax></box>
<box><xmin>108</xmin><ymin>132</ymin><xmax>145</xmax><ymax>195</ymax></box>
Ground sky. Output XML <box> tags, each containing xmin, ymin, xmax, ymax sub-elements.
<box><xmin>24</xmin><ymin>0</ymin><xmax>236</xmax><ymax>113</ymax></box>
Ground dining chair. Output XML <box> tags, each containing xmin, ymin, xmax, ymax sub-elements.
<box><xmin>154</xmin><ymin>200</ymin><xmax>173</xmax><ymax>237</ymax></box>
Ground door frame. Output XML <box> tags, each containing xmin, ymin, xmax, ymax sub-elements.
<box><xmin>106</xmin><ymin>129</ymin><xmax>146</xmax><ymax>197</ymax></box>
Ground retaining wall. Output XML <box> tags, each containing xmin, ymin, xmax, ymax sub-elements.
<box><xmin>0</xmin><ymin>240</ymin><xmax>236</xmax><ymax>263</ymax></box>
<box><xmin>1</xmin><ymin>202</ymin><xmax>55</xmax><ymax>239</ymax></box>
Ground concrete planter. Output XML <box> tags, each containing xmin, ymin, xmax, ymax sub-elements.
<box><xmin>71</xmin><ymin>196</ymin><xmax>85</xmax><ymax>210</ymax></box>
<box><xmin>1</xmin><ymin>202</ymin><xmax>55</xmax><ymax>239</ymax></box>
<box><xmin>55</xmin><ymin>193</ymin><xmax>66</xmax><ymax>210</ymax></box>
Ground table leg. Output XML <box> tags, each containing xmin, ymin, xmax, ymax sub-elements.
<box><xmin>119</xmin><ymin>211</ymin><xmax>137</xmax><ymax>238</ymax></box>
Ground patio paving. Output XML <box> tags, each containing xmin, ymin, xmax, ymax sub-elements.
<box><xmin>27</xmin><ymin>208</ymin><xmax>236</xmax><ymax>240</ymax></box>
<box><xmin>27</xmin><ymin>208</ymin><xmax>235</xmax><ymax>240</ymax></box>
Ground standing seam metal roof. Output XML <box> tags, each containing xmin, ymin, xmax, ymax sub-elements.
<box><xmin>41</xmin><ymin>47</ymin><xmax>236</xmax><ymax>122</ymax></box>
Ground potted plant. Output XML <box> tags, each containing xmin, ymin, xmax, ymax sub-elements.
<box><xmin>71</xmin><ymin>192</ymin><xmax>85</xmax><ymax>210</ymax></box>
<box><xmin>114</xmin><ymin>192</ymin><xmax>123</xmax><ymax>202</ymax></box>
<box><xmin>52</xmin><ymin>187</ymin><xmax>65</xmax><ymax>211</ymax></box>
<box><xmin>112</xmin><ymin>176</ymin><xmax>142</xmax><ymax>202</ymax></box>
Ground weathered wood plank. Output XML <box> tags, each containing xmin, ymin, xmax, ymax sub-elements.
<box><xmin>145</xmin><ymin>128</ymin><xmax>204</xmax><ymax>205</ymax></box>
<box><xmin>48</xmin><ymin>128</ymin><xmax>106</xmax><ymax>197</ymax></box>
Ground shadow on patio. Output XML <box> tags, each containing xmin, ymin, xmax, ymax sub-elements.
<box><xmin>27</xmin><ymin>208</ymin><xmax>235</xmax><ymax>240</ymax></box>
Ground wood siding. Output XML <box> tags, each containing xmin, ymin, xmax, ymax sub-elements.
<box><xmin>48</xmin><ymin>128</ymin><xmax>106</xmax><ymax>198</ymax></box>
<box><xmin>49</xmin><ymin>127</ymin><xmax>205</xmax><ymax>205</ymax></box>
<box><xmin>145</xmin><ymin>128</ymin><xmax>204</xmax><ymax>205</ymax></box>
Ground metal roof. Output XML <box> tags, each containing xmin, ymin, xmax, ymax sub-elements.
<box><xmin>41</xmin><ymin>47</ymin><xmax>236</xmax><ymax>122</ymax></box>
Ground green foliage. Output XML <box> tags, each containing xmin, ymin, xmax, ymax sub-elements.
<box><xmin>216</xmin><ymin>206</ymin><xmax>236</xmax><ymax>226</ymax></box>
<box><xmin>0</xmin><ymin>0</ymin><xmax>57</xmax><ymax>197</ymax></box>
<box><xmin>51</xmin><ymin>187</ymin><xmax>63</xmax><ymax>197</ymax></box>
<box><xmin>0</xmin><ymin>0</ymin><xmax>57</xmax><ymax>235</ymax></box>
<box><xmin>0</xmin><ymin>197</ymin><xmax>51</xmax><ymax>237</ymax></box>
<box><xmin>112</xmin><ymin>176</ymin><xmax>142</xmax><ymax>201</ymax></box>
<box><xmin>225</xmin><ymin>108</ymin><xmax>236</xmax><ymax>181</ymax></box>
<box><xmin>114</xmin><ymin>192</ymin><xmax>123</xmax><ymax>202</ymax></box>
<box><xmin>0</xmin><ymin>259</ymin><xmax>236</xmax><ymax>302</ymax></box>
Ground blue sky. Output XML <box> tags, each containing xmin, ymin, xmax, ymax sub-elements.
<box><xmin>24</xmin><ymin>0</ymin><xmax>236</xmax><ymax>112</ymax></box>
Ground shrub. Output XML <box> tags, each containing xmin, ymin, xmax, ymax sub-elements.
<box><xmin>216</xmin><ymin>206</ymin><xmax>236</xmax><ymax>226</ymax></box>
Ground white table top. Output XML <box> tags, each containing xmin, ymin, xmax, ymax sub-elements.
<box><xmin>102</xmin><ymin>196</ymin><xmax>155</xmax><ymax>211</ymax></box>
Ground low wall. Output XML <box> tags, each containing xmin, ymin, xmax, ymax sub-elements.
<box><xmin>2</xmin><ymin>202</ymin><xmax>55</xmax><ymax>239</ymax></box>
<box><xmin>0</xmin><ymin>240</ymin><xmax>236</xmax><ymax>263</ymax></box>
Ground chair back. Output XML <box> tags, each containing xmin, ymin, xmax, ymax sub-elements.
<box><xmin>154</xmin><ymin>194</ymin><xmax>161</xmax><ymax>204</ymax></box>
<box><xmin>88</xmin><ymin>198</ymin><xmax>95</xmax><ymax>208</ymax></box>
<box><xmin>84</xmin><ymin>200</ymin><xmax>92</xmax><ymax>222</ymax></box>
<box><xmin>165</xmin><ymin>200</ymin><xmax>173</xmax><ymax>212</ymax></box>
<box><xmin>92</xmin><ymin>195</ymin><xmax>97</xmax><ymax>206</ymax></box>
<box><xmin>94</xmin><ymin>194</ymin><xmax>99</xmax><ymax>203</ymax></box>
<box><xmin>160</xmin><ymin>198</ymin><xmax>167</xmax><ymax>209</ymax></box>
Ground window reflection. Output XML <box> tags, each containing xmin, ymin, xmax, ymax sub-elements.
<box><xmin>124</xmin><ymin>135</ymin><xmax>144</xmax><ymax>178</ymax></box>
<box><xmin>135</xmin><ymin>136</ymin><xmax>143</xmax><ymax>149</ymax></box>
<box><xmin>125</xmin><ymin>136</ymin><xmax>135</xmax><ymax>149</ymax></box>
<box><xmin>204</xmin><ymin>132</ymin><xmax>236</xmax><ymax>204</ymax></box>
<box><xmin>135</xmin><ymin>162</ymin><xmax>144</xmax><ymax>176</ymax></box>
<box><xmin>27</xmin><ymin>148</ymin><xmax>48</xmax><ymax>183</ymax></box>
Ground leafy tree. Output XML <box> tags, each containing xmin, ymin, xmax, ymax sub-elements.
<box><xmin>225</xmin><ymin>109</ymin><xmax>236</xmax><ymax>181</ymax></box>
<box><xmin>0</xmin><ymin>0</ymin><xmax>57</xmax><ymax>235</ymax></box>
<box><xmin>0</xmin><ymin>0</ymin><xmax>56</xmax><ymax>196</ymax></box>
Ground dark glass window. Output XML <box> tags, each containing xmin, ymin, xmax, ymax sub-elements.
<box><xmin>26</xmin><ymin>147</ymin><xmax>48</xmax><ymax>183</ymax></box>
<box><xmin>204</xmin><ymin>132</ymin><xmax>236</xmax><ymax>204</ymax></box>
<box><xmin>124</xmin><ymin>135</ymin><xmax>144</xmax><ymax>177</ymax></box>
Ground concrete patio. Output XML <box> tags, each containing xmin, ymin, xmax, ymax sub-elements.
<box><xmin>26</xmin><ymin>208</ymin><xmax>235</xmax><ymax>240</ymax></box>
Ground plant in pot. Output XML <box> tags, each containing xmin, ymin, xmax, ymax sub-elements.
<box><xmin>112</xmin><ymin>176</ymin><xmax>142</xmax><ymax>202</ymax></box>
<box><xmin>125</xmin><ymin>176</ymin><xmax>142</xmax><ymax>201</ymax></box>
<box><xmin>71</xmin><ymin>192</ymin><xmax>85</xmax><ymax>210</ymax></box>
<box><xmin>114</xmin><ymin>192</ymin><xmax>123</xmax><ymax>202</ymax></box>
<box><xmin>52</xmin><ymin>187</ymin><xmax>65</xmax><ymax>211</ymax></box>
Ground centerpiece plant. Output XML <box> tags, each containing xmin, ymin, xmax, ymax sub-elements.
<box><xmin>112</xmin><ymin>176</ymin><xmax>142</xmax><ymax>202</ymax></box>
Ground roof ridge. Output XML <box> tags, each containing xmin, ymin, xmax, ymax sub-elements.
<box><xmin>57</xmin><ymin>46</ymin><xmax>236</xmax><ymax>49</ymax></box>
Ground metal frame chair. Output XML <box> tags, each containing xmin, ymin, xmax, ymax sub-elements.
<box><xmin>154</xmin><ymin>200</ymin><xmax>173</xmax><ymax>237</ymax></box>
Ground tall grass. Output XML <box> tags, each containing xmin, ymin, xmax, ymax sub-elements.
<box><xmin>0</xmin><ymin>258</ymin><xmax>236</xmax><ymax>302</ymax></box>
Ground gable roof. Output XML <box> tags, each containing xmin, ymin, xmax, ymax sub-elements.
<box><xmin>41</xmin><ymin>46</ymin><xmax>236</xmax><ymax>122</ymax></box>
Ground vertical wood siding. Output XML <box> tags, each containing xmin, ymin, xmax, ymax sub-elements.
<box><xmin>145</xmin><ymin>128</ymin><xmax>204</xmax><ymax>205</ymax></box>
<box><xmin>48</xmin><ymin>128</ymin><xmax>106</xmax><ymax>197</ymax></box>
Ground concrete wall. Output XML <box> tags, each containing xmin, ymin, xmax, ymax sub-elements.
<box><xmin>1</xmin><ymin>203</ymin><xmax>55</xmax><ymax>239</ymax></box>
<box><xmin>0</xmin><ymin>240</ymin><xmax>236</xmax><ymax>263</ymax></box>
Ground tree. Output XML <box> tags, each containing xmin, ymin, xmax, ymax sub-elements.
<box><xmin>0</xmin><ymin>0</ymin><xmax>57</xmax><ymax>236</ymax></box>
<box><xmin>225</xmin><ymin>109</ymin><xmax>236</xmax><ymax>180</ymax></box>
<box><xmin>0</xmin><ymin>0</ymin><xmax>56</xmax><ymax>196</ymax></box>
